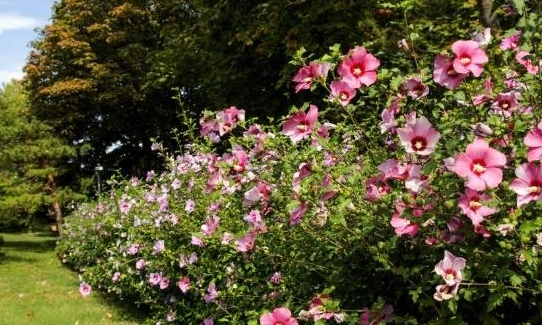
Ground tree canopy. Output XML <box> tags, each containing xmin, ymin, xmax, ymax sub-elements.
<box><xmin>0</xmin><ymin>81</ymin><xmax>78</xmax><ymax>232</ymax></box>
<box><xmin>24</xmin><ymin>0</ymin><xmax>488</xmax><ymax>184</ymax></box>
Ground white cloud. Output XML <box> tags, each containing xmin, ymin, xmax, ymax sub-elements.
<box><xmin>0</xmin><ymin>13</ymin><xmax>40</xmax><ymax>34</ymax></box>
<box><xmin>0</xmin><ymin>68</ymin><xmax>24</xmax><ymax>85</ymax></box>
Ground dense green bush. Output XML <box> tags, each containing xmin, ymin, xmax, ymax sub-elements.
<box><xmin>58</xmin><ymin>2</ymin><xmax>542</xmax><ymax>324</ymax></box>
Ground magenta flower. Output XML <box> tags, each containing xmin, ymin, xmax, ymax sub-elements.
<box><xmin>434</xmin><ymin>250</ymin><xmax>466</xmax><ymax>286</ymax></box>
<box><xmin>454</xmin><ymin>138</ymin><xmax>507</xmax><ymax>191</ymax></box>
<box><xmin>292</xmin><ymin>61</ymin><xmax>331</xmax><ymax>93</ymax></box>
<box><xmin>397</xmin><ymin>116</ymin><xmax>440</xmax><ymax>155</ymax></box>
<box><xmin>524</xmin><ymin>121</ymin><xmax>542</xmax><ymax>162</ymax></box>
<box><xmin>282</xmin><ymin>105</ymin><xmax>319</xmax><ymax>143</ymax></box>
<box><xmin>451</xmin><ymin>40</ymin><xmax>488</xmax><ymax>77</ymax></box>
<box><xmin>404</xmin><ymin>77</ymin><xmax>429</xmax><ymax>100</ymax></box>
<box><xmin>260</xmin><ymin>307</ymin><xmax>298</xmax><ymax>325</ymax></box>
<box><xmin>433</xmin><ymin>54</ymin><xmax>468</xmax><ymax>89</ymax></box>
<box><xmin>228</xmin><ymin>148</ymin><xmax>248</xmax><ymax>173</ymax></box>
<box><xmin>510</xmin><ymin>162</ymin><xmax>542</xmax><ymax>207</ymax></box>
<box><xmin>289</xmin><ymin>202</ymin><xmax>309</xmax><ymax>226</ymax></box>
<box><xmin>338</xmin><ymin>46</ymin><xmax>380</xmax><ymax>88</ymax></box>
<box><xmin>79</xmin><ymin>282</ymin><xmax>92</xmax><ymax>297</ymax></box>
<box><xmin>329</xmin><ymin>80</ymin><xmax>356</xmax><ymax>106</ymax></box>
<box><xmin>458</xmin><ymin>189</ymin><xmax>497</xmax><ymax>225</ymax></box>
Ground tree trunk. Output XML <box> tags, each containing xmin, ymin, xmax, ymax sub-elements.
<box><xmin>45</xmin><ymin>169</ymin><xmax>64</xmax><ymax>236</ymax></box>
<box><xmin>477</xmin><ymin>0</ymin><xmax>499</xmax><ymax>28</ymax></box>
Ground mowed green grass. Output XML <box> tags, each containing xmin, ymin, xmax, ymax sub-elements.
<box><xmin>0</xmin><ymin>232</ymin><xmax>143</xmax><ymax>325</ymax></box>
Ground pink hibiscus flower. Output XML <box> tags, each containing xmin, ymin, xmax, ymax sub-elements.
<box><xmin>282</xmin><ymin>105</ymin><xmax>319</xmax><ymax>143</ymax></box>
<box><xmin>458</xmin><ymin>189</ymin><xmax>497</xmax><ymax>225</ymax></box>
<box><xmin>451</xmin><ymin>40</ymin><xmax>489</xmax><ymax>77</ymax></box>
<box><xmin>500</xmin><ymin>31</ymin><xmax>521</xmax><ymax>51</ymax></box>
<box><xmin>510</xmin><ymin>162</ymin><xmax>542</xmax><ymax>207</ymax></box>
<box><xmin>260</xmin><ymin>307</ymin><xmax>298</xmax><ymax>325</ymax></box>
<box><xmin>491</xmin><ymin>91</ymin><xmax>520</xmax><ymax>117</ymax></box>
<box><xmin>397</xmin><ymin>116</ymin><xmax>440</xmax><ymax>155</ymax></box>
<box><xmin>524</xmin><ymin>121</ymin><xmax>542</xmax><ymax>162</ymax></box>
<box><xmin>404</xmin><ymin>77</ymin><xmax>429</xmax><ymax>100</ymax></box>
<box><xmin>390</xmin><ymin>214</ymin><xmax>419</xmax><ymax>237</ymax></box>
<box><xmin>79</xmin><ymin>282</ymin><xmax>92</xmax><ymax>297</ymax></box>
<box><xmin>329</xmin><ymin>80</ymin><xmax>356</xmax><ymax>106</ymax></box>
<box><xmin>293</xmin><ymin>61</ymin><xmax>331</xmax><ymax>93</ymax></box>
<box><xmin>454</xmin><ymin>138</ymin><xmax>507</xmax><ymax>191</ymax></box>
<box><xmin>434</xmin><ymin>250</ymin><xmax>466</xmax><ymax>286</ymax></box>
<box><xmin>434</xmin><ymin>283</ymin><xmax>460</xmax><ymax>301</ymax></box>
<box><xmin>177</xmin><ymin>277</ymin><xmax>191</xmax><ymax>293</ymax></box>
<box><xmin>337</xmin><ymin>46</ymin><xmax>380</xmax><ymax>88</ymax></box>
<box><xmin>516</xmin><ymin>51</ymin><xmax>540</xmax><ymax>75</ymax></box>
<box><xmin>433</xmin><ymin>54</ymin><xmax>468</xmax><ymax>89</ymax></box>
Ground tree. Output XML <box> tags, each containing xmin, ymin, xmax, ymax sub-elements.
<box><xmin>0</xmin><ymin>80</ymin><xmax>79</xmax><ymax>233</ymax></box>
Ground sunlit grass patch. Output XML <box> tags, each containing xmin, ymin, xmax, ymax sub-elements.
<box><xmin>0</xmin><ymin>232</ymin><xmax>143</xmax><ymax>325</ymax></box>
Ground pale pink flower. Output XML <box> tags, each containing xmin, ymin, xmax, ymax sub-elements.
<box><xmin>135</xmin><ymin>258</ymin><xmax>146</xmax><ymax>270</ymax></box>
<box><xmin>201</xmin><ymin>216</ymin><xmax>220</xmax><ymax>236</ymax></box>
<box><xmin>452</xmin><ymin>40</ymin><xmax>488</xmax><ymax>77</ymax></box>
<box><xmin>364</xmin><ymin>175</ymin><xmax>390</xmax><ymax>202</ymax></box>
<box><xmin>293</xmin><ymin>61</ymin><xmax>331</xmax><ymax>93</ymax></box>
<box><xmin>454</xmin><ymin>138</ymin><xmax>507</xmax><ymax>191</ymax></box>
<box><xmin>204</xmin><ymin>283</ymin><xmax>218</xmax><ymax>303</ymax></box>
<box><xmin>236</xmin><ymin>232</ymin><xmax>256</xmax><ymax>252</ymax></box>
<box><xmin>434</xmin><ymin>250</ymin><xmax>466</xmax><ymax>286</ymax></box>
<box><xmin>405</xmin><ymin>164</ymin><xmax>428</xmax><ymax>193</ymax></box>
<box><xmin>510</xmin><ymin>162</ymin><xmax>542</xmax><ymax>207</ymax></box>
<box><xmin>243</xmin><ymin>182</ymin><xmax>271</xmax><ymax>208</ymax></box>
<box><xmin>329</xmin><ymin>80</ymin><xmax>356</xmax><ymax>106</ymax></box>
<box><xmin>500</xmin><ymin>31</ymin><xmax>521</xmax><ymax>51</ymax></box>
<box><xmin>185</xmin><ymin>199</ymin><xmax>195</xmax><ymax>213</ymax></box>
<box><xmin>433</xmin><ymin>54</ymin><xmax>468</xmax><ymax>89</ymax></box>
<box><xmin>227</xmin><ymin>148</ymin><xmax>248</xmax><ymax>173</ymax></box>
<box><xmin>524</xmin><ymin>121</ymin><xmax>542</xmax><ymax>161</ymax></box>
<box><xmin>260</xmin><ymin>307</ymin><xmax>298</xmax><ymax>325</ymax></box>
<box><xmin>282</xmin><ymin>105</ymin><xmax>319</xmax><ymax>143</ymax></box>
<box><xmin>491</xmin><ymin>91</ymin><xmax>520</xmax><ymax>117</ymax></box>
<box><xmin>397</xmin><ymin>116</ymin><xmax>440</xmax><ymax>155</ymax></box>
<box><xmin>159</xmin><ymin>277</ymin><xmax>170</xmax><ymax>289</ymax></box>
<box><xmin>390</xmin><ymin>214</ymin><xmax>419</xmax><ymax>236</ymax></box>
<box><xmin>378</xmin><ymin>159</ymin><xmax>409</xmax><ymax>181</ymax></box>
<box><xmin>203</xmin><ymin>318</ymin><xmax>214</xmax><ymax>325</ymax></box>
<box><xmin>434</xmin><ymin>283</ymin><xmax>460</xmax><ymax>301</ymax></box>
<box><xmin>269</xmin><ymin>271</ymin><xmax>282</xmax><ymax>284</ymax></box>
<box><xmin>149</xmin><ymin>272</ymin><xmax>162</xmax><ymax>286</ymax></box>
<box><xmin>338</xmin><ymin>46</ymin><xmax>380</xmax><ymax>88</ymax></box>
<box><xmin>458</xmin><ymin>189</ymin><xmax>497</xmax><ymax>225</ymax></box>
<box><xmin>191</xmin><ymin>236</ymin><xmax>204</xmax><ymax>247</ymax></box>
<box><xmin>516</xmin><ymin>51</ymin><xmax>540</xmax><ymax>75</ymax></box>
<box><xmin>152</xmin><ymin>240</ymin><xmax>165</xmax><ymax>255</ymax></box>
<box><xmin>216</xmin><ymin>106</ymin><xmax>245</xmax><ymax>136</ymax></box>
<box><xmin>177</xmin><ymin>277</ymin><xmax>190</xmax><ymax>293</ymax></box>
<box><xmin>379</xmin><ymin>95</ymin><xmax>401</xmax><ymax>133</ymax></box>
<box><xmin>112</xmin><ymin>271</ymin><xmax>121</xmax><ymax>282</ymax></box>
<box><xmin>404</xmin><ymin>77</ymin><xmax>429</xmax><ymax>100</ymax></box>
<box><xmin>79</xmin><ymin>282</ymin><xmax>92</xmax><ymax>297</ymax></box>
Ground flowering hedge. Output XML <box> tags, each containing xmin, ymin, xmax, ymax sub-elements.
<box><xmin>58</xmin><ymin>2</ymin><xmax>542</xmax><ymax>324</ymax></box>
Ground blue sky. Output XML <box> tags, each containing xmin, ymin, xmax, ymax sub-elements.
<box><xmin>0</xmin><ymin>0</ymin><xmax>56</xmax><ymax>85</ymax></box>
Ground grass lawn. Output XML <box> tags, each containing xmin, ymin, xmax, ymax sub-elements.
<box><xmin>0</xmin><ymin>232</ymin><xmax>144</xmax><ymax>325</ymax></box>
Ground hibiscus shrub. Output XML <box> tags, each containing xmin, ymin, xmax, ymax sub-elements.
<box><xmin>58</xmin><ymin>3</ymin><xmax>542</xmax><ymax>325</ymax></box>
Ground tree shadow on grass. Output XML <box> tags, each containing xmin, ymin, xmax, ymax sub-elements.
<box><xmin>0</xmin><ymin>253</ymin><xmax>38</xmax><ymax>264</ymax></box>
<box><xmin>2</xmin><ymin>238</ymin><xmax>57</xmax><ymax>253</ymax></box>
